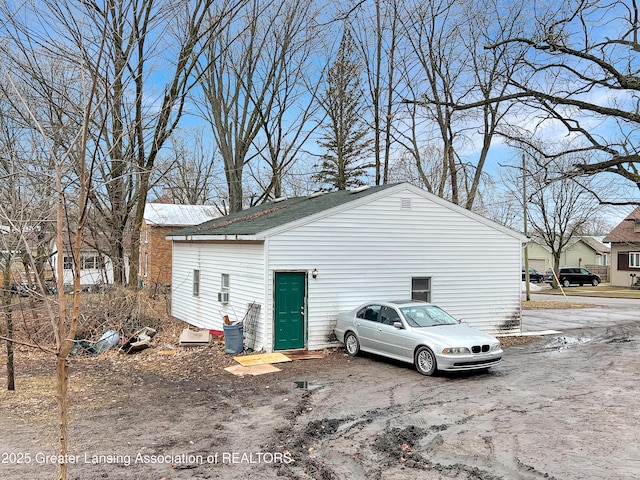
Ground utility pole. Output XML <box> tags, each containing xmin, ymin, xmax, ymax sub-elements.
<box><xmin>523</xmin><ymin>153</ymin><xmax>531</xmax><ymax>301</ymax></box>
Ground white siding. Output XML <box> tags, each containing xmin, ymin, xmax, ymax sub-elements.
<box><xmin>266</xmin><ymin>188</ymin><xmax>522</xmax><ymax>350</ymax></box>
<box><xmin>52</xmin><ymin>254</ymin><xmax>117</xmax><ymax>287</ymax></box>
<box><xmin>171</xmin><ymin>242</ymin><xmax>267</xmax><ymax>350</ymax></box>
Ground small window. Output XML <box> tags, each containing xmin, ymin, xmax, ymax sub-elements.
<box><xmin>82</xmin><ymin>255</ymin><xmax>104</xmax><ymax>270</ymax></box>
<box><xmin>144</xmin><ymin>253</ymin><xmax>149</xmax><ymax>277</ymax></box>
<box><xmin>357</xmin><ymin>305</ymin><xmax>381</xmax><ymax>322</ymax></box>
<box><xmin>63</xmin><ymin>256</ymin><xmax>73</xmax><ymax>270</ymax></box>
<box><xmin>221</xmin><ymin>273</ymin><xmax>230</xmax><ymax>291</ymax></box>
<box><xmin>412</xmin><ymin>277</ymin><xmax>431</xmax><ymax>302</ymax></box>
<box><xmin>193</xmin><ymin>269</ymin><xmax>200</xmax><ymax>296</ymax></box>
<box><xmin>82</xmin><ymin>255</ymin><xmax>96</xmax><ymax>270</ymax></box>
<box><xmin>630</xmin><ymin>252</ymin><xmax>640</xmax><ymax>268</ymax></box>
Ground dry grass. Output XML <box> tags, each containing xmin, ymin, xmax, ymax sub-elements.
<box><xmin>497</xmin><ymin>335</ymin><xmax>541</xmax><ymax>347</ymax></box>
<box><xmin>521</xmin><ymin>300</ymin><xmax>593</xmax><ymax>309</ymax></box>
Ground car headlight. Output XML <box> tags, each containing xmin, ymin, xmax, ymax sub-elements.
<box><xmin>490</xmin><ymin>343</ymin><xmax>501</xmax><ymax>352</ymax></box>
<box><xmin>442</xmin><ymin>347</ymin><xmax>471</xmax><ymax>355</ymax></box>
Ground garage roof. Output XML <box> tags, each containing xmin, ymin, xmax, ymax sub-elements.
<box><xmin>168</xmin><ymin>184</ymin><xmax>396</xmax><ymax>237</ymax></box>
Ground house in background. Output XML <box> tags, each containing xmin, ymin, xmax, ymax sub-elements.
<box><xmin>167</xmin><ymin>183</ymin><xmax>527</xmax><ymax>352</ymax></box>
<box><xmin>603</xmin><ymin>206</ymin><xmax>640</xmax><ymax>287</ymax></box>
<box><xmin>49</xmin><ymin>236</ymin><xmax>121</xmax><ymax>290</ymax></box>
<box><xmin>141</xmin><ymin>203</ymin><xmax>220</xmax><ymax>288</ymax></box>
<box><xmin>525</xmin><ymin>236</ymin><xmax>610</xmax><ymax>275</ymax></box>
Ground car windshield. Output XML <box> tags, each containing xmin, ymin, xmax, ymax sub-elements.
<box><xmin>400</xmin><ymin>305</ymin><xmax>459</xmax><ymax>327</ymax></box>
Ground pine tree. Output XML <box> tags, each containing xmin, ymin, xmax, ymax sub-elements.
<box><xmin>315</xmin><ymin>27</ymin><xmax>372</xmax><ymax>190</ymax></box>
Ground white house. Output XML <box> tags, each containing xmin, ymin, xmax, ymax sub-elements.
<box><xmin>49</xmin><ymin>241</ymin><xmax>123</xmax><ymax>290</ymax></box>
<box><xmin>167</xmin><ymin>183</ymin><xmax>527</xmax><ymax>352</ymax></box>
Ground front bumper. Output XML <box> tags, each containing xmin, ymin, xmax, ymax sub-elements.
<box><xmin>436</xmin><ymin>350</ymin><xmax>503</xmax><ymax>371</ymax></box>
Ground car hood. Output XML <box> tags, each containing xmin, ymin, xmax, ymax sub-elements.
<box><xmin>412</xmin><ymin>323</ymin><xmax>498</xmax><ymax>346</ymax></box>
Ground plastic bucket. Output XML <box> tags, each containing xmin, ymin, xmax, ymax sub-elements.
<box><xmin>223</xmin><ymin>324</ymin><xmax>244</xmax><ymax>354</ymax></box>
<box><xmin>95</xmin><ymin>330</ymin><xmax>120</xmax><ymax>352</ymax></box>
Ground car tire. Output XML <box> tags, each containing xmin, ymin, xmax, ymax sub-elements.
<box><xmin>414</xmin><ymin>346</ymin><xmax>437</xmax><ymax>376</ymax></box>
<box><xmin>592</xmin><ymin>278</ymin><xmax>600</xmax><ymax>286</ymax></box>
<box><xmin>344</xmin><ymin>332</ymin><xmax>360</xmax><ymax>357</ymax></box>
<box><xmin>562</xmin><ymin>279</ymin><xmax>570</xmax><ymax>288</ymax></box>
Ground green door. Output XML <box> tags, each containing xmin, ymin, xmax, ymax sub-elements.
<box><xmin>274</xmin><ymin>272</ymin><xmax>306</xmax><ymax>350</ymax></box>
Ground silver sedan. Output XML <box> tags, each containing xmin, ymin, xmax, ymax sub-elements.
<box><xmin>334</xmin><ymin>300</ymin><xmax>503</xmax><ymax>376</ymax></box>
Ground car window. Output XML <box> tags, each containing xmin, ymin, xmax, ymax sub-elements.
<box><xmin>380</xmin><ymin>306</ymin><xmax>401</xmax><ymax>325</ymax></box>
<box><xmin>357</xmin><ymin>305</ymin><xmax>381</xmax><ymax>322</ymax></box>
<box><xmin>400</xmin><ymin>305</ymin><xmax>459</xmax><ymax>327</ymax></box>
<box><xmin>580</xmin><ymin>268</ymin><xmax>590</xmax><ymax>274</ymax></box>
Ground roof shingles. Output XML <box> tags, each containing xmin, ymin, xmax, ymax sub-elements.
<box><xmin>603</xmin><ymin>206</ymin><xmax>640</xmax><ymax>244</ymax></box>
<box><xmin>170</xmin><ymin>184</ymin><xmax>397</xmax><ymax>237</ymax></box>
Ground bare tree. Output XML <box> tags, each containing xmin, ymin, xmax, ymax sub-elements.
<box><xmin>249</xmin><ymin>0</ymin><xmax>324</xmax><ymax>201</ymax></box>
<box><xmin>0</xmin><ymin>103</ymin><xmax>25</xmax><ymax>392</ymax></box>
<box><xmin>151</xmin><ymin>128</ymin><xmax>223</xmax><ymax>206</ymax></box>
<box><xmin>351</xmin><ymin>0</ymin><xmax>402</xmax><ymax>186</ymax></box>
<box><xmin>504</xmin><ymin>152</ymin><xmax>601</xmax><ymax>285</ymax></box>
<box><xmin>0</xmin><ymin>42</ymin><xmax>99</xmax><ymax>480</ymax></box>
<box><xmin>5</xmin><ymin>0</ymin><xmax>247</xmax><ymax>288</ymax></box>
<box><xmin>397</xmin><ymin>0</ymin><xmax>525</xmax><ymax>208</ymax></box>
<box><xmin>82</xmin><ymin>0</ymin><xmax>245</xmax><ymax>287</ymax></box>
<box><xmin>398</xmin><ymin>0</ymin><xmax>466</xmax><ymax>203</ymax></box>
<box><xmin>196</xmin><ymin>0</ymin><xmax>319</xmax><ymax>211</ymax></box>
<box><xmin>458</xmin><ymin>0</ymin><xmax>527</xmax><ymax>209</ymax></box>
<box><xmin>0</xmin><ymin>1</ymin><xmax>240</xmax><ymax>477</ymax></box>
<box><xmin>478</xmin><ymin>0</ymin><xmax>640</xmax><ymax>203</ymax></box>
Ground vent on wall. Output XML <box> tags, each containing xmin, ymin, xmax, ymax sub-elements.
<box><xmin>401</xmin><ymin>198</ymin><xmax>412</xmax><ymax>209</ymax></box>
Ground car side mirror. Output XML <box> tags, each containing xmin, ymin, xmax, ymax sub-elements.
<box><xmin>393</xmin><ymin>321</ymin><xmax>404</xmax><ymax>329</ymax></box>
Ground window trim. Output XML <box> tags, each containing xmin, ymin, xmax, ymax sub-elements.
<box><xmin>630</xmin><ymin>252</ymin><xmax>640</xmax><ymax>268</ymax></box>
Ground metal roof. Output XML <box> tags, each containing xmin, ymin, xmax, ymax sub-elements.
<box><xmin>144</xmin><ymin>203</ymin><xmax>220</xmax><ymax>227</ymax></box>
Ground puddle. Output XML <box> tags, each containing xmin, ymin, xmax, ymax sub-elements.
<box><xmin>294</xmin><ymin>381</ymin><xmax>323</xmax><ymax>390</ymax></box>
<box><xmin>544</xmin><ymin>335</ymin><xmax>592</xmax><ymax>350</ymax></box>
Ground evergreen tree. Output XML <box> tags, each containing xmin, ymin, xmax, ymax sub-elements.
<box><xmin>315</xmin><ymin>27</ymin><xmax>372</xmax><ymax>190</ymax></box>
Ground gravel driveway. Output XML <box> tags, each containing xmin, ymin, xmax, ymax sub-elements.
<box><xmin>1</xmin><ymin>302</ymin><xmax>639</xmax><ymax>480</ymax></box>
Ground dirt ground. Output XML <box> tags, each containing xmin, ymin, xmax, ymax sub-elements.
<box><xmin>1</xmin><ymin>319</ymin><xmax>640</xmax><ymax>480</ymax></box>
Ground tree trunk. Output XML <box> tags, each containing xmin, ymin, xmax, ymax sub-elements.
<box><xmin>3</xmin><ymin>264</ymin><xmax>14</xmax><ymax>391</ymax></box>
<box><xmin>55</xmin><ymin>355</ymin><xmax>69</xmax><ymax>480</ymax></box>
<box><xmin>227</xmin><ymin>167</ymin><xmax>244</xmax><ymax>213</ymax></box>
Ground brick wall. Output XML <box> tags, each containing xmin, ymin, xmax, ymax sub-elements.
<box><xmin>141</xmin><ymin>222</ymin><xmax>175</xmax><ymax>287</ymax></box>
